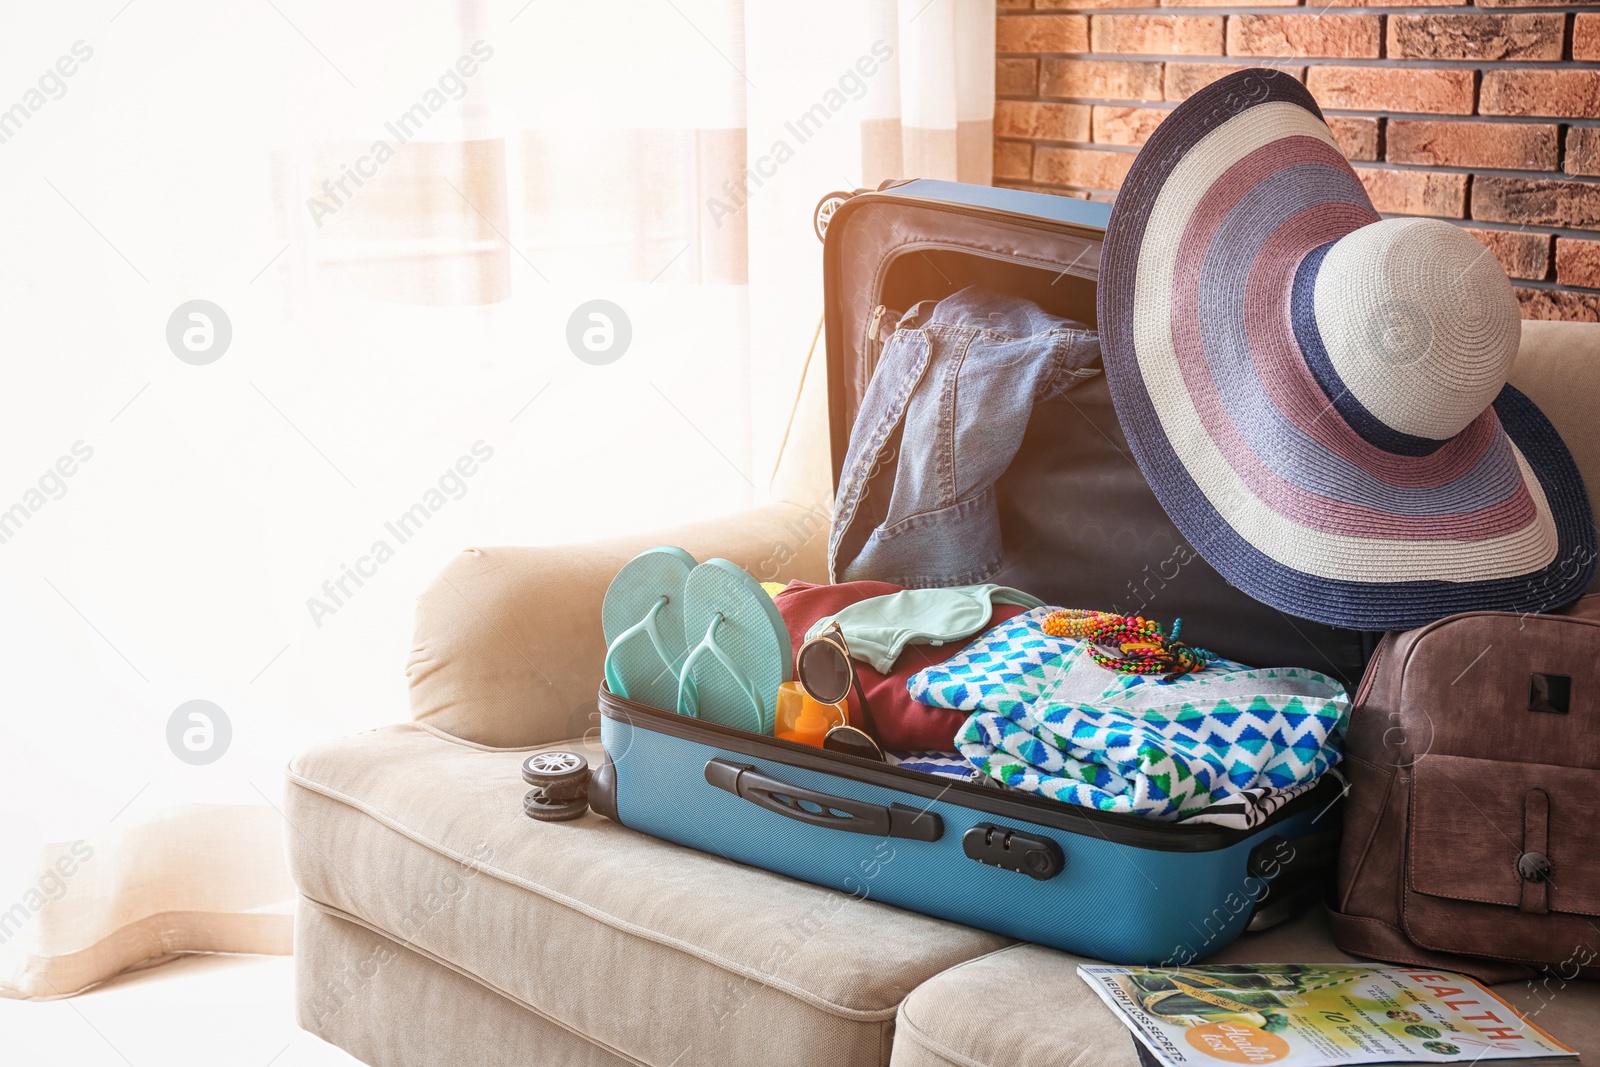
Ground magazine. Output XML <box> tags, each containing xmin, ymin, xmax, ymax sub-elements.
<box><xmin>1079</xmin><ymin>963</ymin><xmax>1576</xmax><ymax>1066</ymax></box>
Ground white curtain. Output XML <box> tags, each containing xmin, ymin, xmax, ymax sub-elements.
<box><xmin>0</xmin><ymin>0</ymin><xmax>994</xmax><ymax>997</ymax></box>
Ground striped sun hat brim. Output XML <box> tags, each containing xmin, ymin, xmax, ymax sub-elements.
<box><xmin>1097</xmin><ymin>69</ymin><xmax>1596</xmax><ymax>630</ymax></box>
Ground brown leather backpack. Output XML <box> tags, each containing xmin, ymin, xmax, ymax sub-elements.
<box><xmin>1330</xmin><ymin>594</ymin><xmax>1600</xmax><ymax>985</ymax></box>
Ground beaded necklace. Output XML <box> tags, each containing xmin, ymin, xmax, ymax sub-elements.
<box><xmin>1041</xmin><ymin>609</ymin><xmax>1217</xmax><ymax>680</ymax></box>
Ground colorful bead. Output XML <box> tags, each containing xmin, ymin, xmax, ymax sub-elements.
<box><xmin>1041</xmin><ymin>608</ymin><xmax>1217</xmax><ymax>680</ymax></box>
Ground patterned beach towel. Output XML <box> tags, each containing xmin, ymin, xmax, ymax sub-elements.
<box><xmin>907</xmin><ymin>607</ymin><xmax>1348</xmax><ymax>821</ymax></box>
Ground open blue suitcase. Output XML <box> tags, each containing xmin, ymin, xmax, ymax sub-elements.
<box><xmin>588</xmin><ymin>179</ymin><xmax>1368</xmax><ymax>965</ymax></box>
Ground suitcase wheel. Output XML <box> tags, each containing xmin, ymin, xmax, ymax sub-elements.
<box><xmin>522</xmin><ymin>751</ymin><xmax>591</xmax><ymax>818</ymax></box>
<box><xmin>526</xmin><ymin>778</ymin><xmax>589</xmax><ymax>803</ymax></box>
<box><xmin>523</xmin><ymin>789</ymin><xmax>589</xmax><ymax>822</ymax></box>
<box><xmin>814</xmin><ymin>191</ymin><xmax>852</xmax><ymax>243</ymax></box>
<box><xmin>522</xmin><ymin>750</ymin><xmax>590</xmax><ymax>794</ymax></box>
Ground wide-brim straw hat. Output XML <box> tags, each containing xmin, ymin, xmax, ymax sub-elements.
<box><xmin>1098</xmin><ymin>68</ymin><xmax>1595</xmax><ymax>630</ymax></box>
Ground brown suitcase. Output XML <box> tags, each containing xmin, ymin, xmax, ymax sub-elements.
<box><xmin>1330</xmin><ymin>593</ymin><xmax>1600</xmax><ymax>985</ymax></box>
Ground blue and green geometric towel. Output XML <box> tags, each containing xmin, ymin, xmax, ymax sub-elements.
<box><xmin>907</xmin><ymin>607</ymin><xmax>1348</xmax><ymax>820</ymax></box>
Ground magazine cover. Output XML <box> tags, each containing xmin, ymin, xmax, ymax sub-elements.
<box><xmin>1079</xmin><ymin>964</ymin><xmax>1576</xmax><ymax>1066</ymax></box>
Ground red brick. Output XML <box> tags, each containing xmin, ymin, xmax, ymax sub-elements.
<box><xmin>1306</xmin><ymin>67</ymin><xmax>1475</xmax><ymax>115</ymax></box>
<box><xmin>1482</xmin><ymin>0</ymin><xmax>1596</xmax><ymax>8</ymax></box>
<box><xmin>1569</xmin><ymin>128</ymin><xmax>1600</xmax><ymax>177</ymax></box>
<box><xmin>1092</xmin><ymin>105</ymin><xmax>1170</xmax><ymax>146</ymax></box>
<box><xmin>996</xmin><ymin>101</ymin><xmax>1092</xmax><ymax>140</ymax></box>
<box><xmin>1227</xmin><ymin>15</ymin><xmax>1380</xmax><ymax>59</ymax></box>
<box><xmin>1320</xmin><ymin>0</ymin><xmax>1467</xmax><ymax>7</ymax></box>
<box><xmin>1356</xmin><ymin>168</ymin><xmax>1467</xmax><ymax>217</ymax></box>
<box><xmin>998</xmin><ymin>14</ymin><xmax>1089</xmax><ymax>53</ymax></box>
<box><xmin>1041</xmin><ymin>58</ymin><xmax>1163</xmax><ymax>101</ymax></box>
<box><xmin>1556</xmin><ymin>238</ymin><xmax>1600</xmax><ymax>289</ymax></box>
<box><xmin>1516</xmin><ymin>287</ymin><xmax>1600</xmax><ymax>323</ymax></box>
<box><xmin>994</xmin><ymin>141</ymin><xmax>1034</xmax><ymax>181</ymax></box>
<box><xmin>1464</xmin><ymin>228</ymin><xmax>1552</xmax><ymax>280</ymax></box>
<box><xmin>1169</xmin><ymin>0</ymin><xmax>1298</xmax><ymax>7</ymax></box>
<box><xmin>1386</xmin><ymin>119</ymin><xmax>1558</xmax><ymax>170</ymax></box>
<box><xmin>1090</xmin><ymin>15</ymin><xmax>1224</xmax><ymax>56</ymax></box>
<box><xmin>1480</xmin><ymin>72</ymin><xmax>1600</xmax><ymax>119</ymax></box>
<box><xmin>1038</xmin><ymin>0</ymin><xmax>1157</xmax><ymax>8</ymax></box>
<box><xmin>1327</xmin><ymin>117</ymin><xmax>1379</xmax><ymax>162</ymax></box>
<box><xmin>998</xmin><ymin>0</ymin><xmax>1033</xmax><ymax>9</ymax></box>
<box><xmin>1033</xmin><ymin>145</ymin><xmax>1136</xmax><ymax>190</ymax></box>
<box><xmin>1576</xmin><ymin>14</ymin><xmax>1600</xmax><ymax>61</ymax></box>
<box><xmin>997</xmin><ymin>58</ymin><xmax>1039</xmax><ymax>96</ymax></box>
<box><xmin>1164</xmin><ymin>62</ymin><xmax>1303</xmax><ymax>102</ymax></box>
<box><xmin>1387</xmin><ymin>14</ymin><xmax>1564</xmax><ymax>61</ymax></box>
<box><xmin>1473</xmin><ymin>177</ymin><xmax>1600</xmax><ymax>229</ymax></box>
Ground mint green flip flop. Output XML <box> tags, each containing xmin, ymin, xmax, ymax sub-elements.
<box><xmin>602</xmin><ymin>546</ymin><xmax>697</xmax><ymax>710</ymax></box>
<box><xmin>677</xmin><ymin>559</ymin><xmax>793</xmax><ymax>735</ymax></box>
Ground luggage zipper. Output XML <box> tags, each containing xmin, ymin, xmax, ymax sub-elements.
<box><xmin>880</xmin><ymin>240</ymin><xmax>1099</xmax><ymax>293</ymax></box>
<box><xmin>861</xmin><ymin>303</ymin><xmax>888</xmax><ymax>371</ymax></box>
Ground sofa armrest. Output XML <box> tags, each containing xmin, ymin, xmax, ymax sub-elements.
<box><xmin>407</xmin><ymin>501</ymin><xmax>831</xmax><ymax>747</ymax></box>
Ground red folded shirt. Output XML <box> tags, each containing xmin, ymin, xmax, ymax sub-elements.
<box><xmin>772</xmin><ymin>580</ymin><xmax>1029</xmax><ymax>751</ymax></box>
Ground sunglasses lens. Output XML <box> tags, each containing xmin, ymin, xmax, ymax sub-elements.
<box><xmin>798</xmin><ymin>640</ymin><xmax>852</xmax><ymax>706</ymax></box>
<box><xmin>823</xmin><ymin>726</ymin><xmax>884</xmax><ymax>762</ymax></box>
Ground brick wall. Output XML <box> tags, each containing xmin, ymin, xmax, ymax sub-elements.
<box><xmin>995</xmin><ymin>3</ymin><xmax>1600</xmax><ymax>320</ymax></box>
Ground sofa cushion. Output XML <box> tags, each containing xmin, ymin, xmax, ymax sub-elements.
<box><xmin>890</xmin><ymin>907</ymin><xmax>1600</xmax><ymax>1067</ymax></box>
<box><xmin>296</xmin><ymin>900</ymin><xmax>636</xmax><ymax>1066</ymax></box>
<box><xmin>1511</xmin><ymin>318</ymin><xmax>1600</xmax><ymax>593</ymax></box>
<box><xmin>286</xmin><ymin>723</ymin><xmax>1009</xmax><ymax>1067</ymax></box>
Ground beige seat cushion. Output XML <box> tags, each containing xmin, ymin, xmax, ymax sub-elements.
<box><xmin>285</xmin><ymin>724</ymin><xmax>1009</xmax><ymax>1067</ymax></box>
<box><xmin>297</xmin><ymin>902</ymin><xmax>636</xmax><ymax>1066</ymax></box>
<box><xmin>891</xmin><ymin>907</ymin><xmax>1600</xmax><ymax>1067</ymax></box>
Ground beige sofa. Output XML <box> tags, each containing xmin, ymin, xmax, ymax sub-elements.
<box><xmin>287</xmin><ymin>319</ymin><xmax>1600</xmax><ymax>1066</ymax></box>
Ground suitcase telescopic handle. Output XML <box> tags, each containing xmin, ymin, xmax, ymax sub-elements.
<box><xmin>704</xmin><ymin>759</ymin><xmax>943</xmax><ymax>842</ymax></box>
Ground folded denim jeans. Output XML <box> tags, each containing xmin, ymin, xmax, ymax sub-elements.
<box><xmin>828</xmin><ymin>286</ymin><xmax>1100</xmax><ymax>588</ymax></box>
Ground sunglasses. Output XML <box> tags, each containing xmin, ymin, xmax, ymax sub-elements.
<box><xmin>795</xmin><ymin>622</ymin><xmax>885</xmax><ymax>762</ymax></box>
